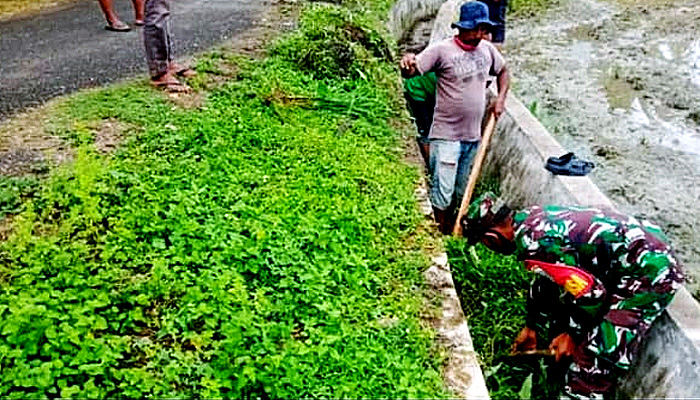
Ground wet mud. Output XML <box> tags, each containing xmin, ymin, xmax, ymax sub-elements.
<box><xmin>507</xmin><ymin>0</ymin><xmax>700</xmax><ymax>294</ymax></box>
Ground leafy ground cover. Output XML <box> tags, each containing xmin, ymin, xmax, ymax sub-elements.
<box><xmin>0</xmin><ymin>1</ymin><xmax>450</xmax><ymax>398</ymax></box>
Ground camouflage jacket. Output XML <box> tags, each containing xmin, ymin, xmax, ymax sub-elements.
<box><xmin>512</xmin><ymin>205</ymin><xmax>684</xmax><ymax>360</ymax></box>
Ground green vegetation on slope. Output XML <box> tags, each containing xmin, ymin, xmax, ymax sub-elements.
<box><xmin>448</xmin><ymin>241</ymin><xmax>561</xmax><ymax>399</ymax></box>
<box><xmin>0</xmin><ymin>2</ymin><xmax>448</xmax><ymax>398</ymax></box>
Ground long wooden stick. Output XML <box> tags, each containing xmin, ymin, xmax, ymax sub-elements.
<box><xmin>452</xmin><ymin>111</ymin><xmax>497</xmax><ymax>236</ymax></box>
<box><xmin>509</xmin><ymin>349</ymin><xmax>555</xmax><ymax>357</ymax></box>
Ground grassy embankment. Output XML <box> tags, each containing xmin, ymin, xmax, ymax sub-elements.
<box><xmin>0</xmin><ymin>1</ymin><xmax>450</xmax><ymax>398</ymax></box>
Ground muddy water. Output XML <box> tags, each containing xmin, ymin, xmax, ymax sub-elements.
<box><xmin>398</xmin><ymin>0</ymin><xmax>700</xmax><ymax>295</ymax></box>
<box><xmin>506</xmin><ymin>0</ymin><xmax>700</xmax><ymax>294</ymax></box>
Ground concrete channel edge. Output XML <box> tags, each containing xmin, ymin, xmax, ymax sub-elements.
<box><xmin>392</xmin><ymin>0</ymin><xmax>700</xmax><ymax>397</ymax></box>
<box><xmin>391</xmin><ymin>0</ymin><xmax>491</xmax><ymax>398</ymax></box>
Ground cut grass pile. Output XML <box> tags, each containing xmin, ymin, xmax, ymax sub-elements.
<box><xmin>0</xmin><ymin>1</ymin><xmax>449</xmax><ymax>398</ymax></box>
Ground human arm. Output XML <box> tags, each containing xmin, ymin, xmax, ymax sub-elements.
<box><xmin>549</xmin><ymin>332</ymin><xmax>578</xmax><ymax>362</ymax></box>
<box><xmin>400</xmin><ymin>53</ymin><xmax>419</xmax><ymax>79</ymax></box>
<box><xmin>525</xmin><ymin>268</ymin><xmax>606</xmax><ymax>362</ymax></box>
<box><xmin>512</xmin><ymin>326</ymin><xmax>538</xmax><ymax>352</ymax></box>
<box><xmin>493</xmin><ymin>64</ymin><xmax>510</xmax><ymax>119</ymax></box>
<box><xmin>401</xmin><ymin>42</ymin><xmax>443</xmax><ymax>80</ymax></box>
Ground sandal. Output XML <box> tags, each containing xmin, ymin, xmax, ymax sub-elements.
<box><xmin>546</xmin><ymin>152</ymin><xmax>575</xmax><ymax>166</ymax></box>
<box><xmin>545</xmin><ymin>153</ymin><xmax>595</xmax><ymax>176</ymax></box>
<box><xmin>151</xmin><ymin>79</ymin><xmax>191</xmax><ymax>93</ymax></box>
<box><xmin>175</xmin><ymin>68</ymin><xmax>197</xmax><ymax>78</ymax></box>
<box><xmin>105</xmin><ymin>20</ymin><xmax>131</xmax><ymax>32</ymax></box>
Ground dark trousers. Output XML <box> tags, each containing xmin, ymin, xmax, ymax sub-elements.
<box><xmin>144</xmin><ymin>0</ymin><xmax>173</xmax><ymax>78</ymax></box>
<box><xmin>404</xmin><ymin>94</ymin><xmax>435</xmax><ymax>139</ymax></box>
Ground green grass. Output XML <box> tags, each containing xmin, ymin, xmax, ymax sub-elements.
<box><xmin>0</xmin><ymin>176</ymin><xmax>40</xmax><ymax>220</ymax></box>
<box><xmin>446</xmin><ymin>180</ymin><xmax>561</xmax><ymax>399</ymax></box>
<box><xmin>0</xmin><ymin>1</ymin><xmax>449</xmax><ymax>398</ymax></box>
<box><xmin>447</xmin><ymin>241</ymin><xmax>562</xmax><ymax>399</ymax></box>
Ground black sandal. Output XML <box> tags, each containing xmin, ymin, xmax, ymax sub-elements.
<box><xmin>545</xmin><ymin>153</ymin><xmax>594</xmax><ymax>176</ymax></box>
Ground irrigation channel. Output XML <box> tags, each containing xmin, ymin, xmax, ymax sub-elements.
<box><xmin>401</xmin><ymin>0</ymin><xmax>700</xmax><ymax>295</ymax></box>
<box><xmin>398</xmin><ymin>0</ymin><xmax>700</xmax><ymax>397</ymax></box>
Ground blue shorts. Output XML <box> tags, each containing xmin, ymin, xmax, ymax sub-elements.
<box><xmin>429</xmin><ymin>139</ymin><xmax>480</xmax><ymax>210</ymax></box>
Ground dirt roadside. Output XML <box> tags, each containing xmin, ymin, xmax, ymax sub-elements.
<box><xmin>0</xmin><ymin>0</ymin><xmax>78</xmax><ymax>21</ymax></box>
<box><xmin>0</xmin><ymin>0</ymin><xmax>294</xmax><ymax>187</ymax></box>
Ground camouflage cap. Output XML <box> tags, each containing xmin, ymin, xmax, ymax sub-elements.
<box><xmin>466</xmin><ymin>192</ymin><xmax>499</xmax><ymax>220</ymax></box>
<box><xmin>462</xmin><ymin>192</ymin><xmax>505</xmax><ymax>245</ymax></box>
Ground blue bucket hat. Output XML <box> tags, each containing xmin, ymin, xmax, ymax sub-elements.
<box><xmin>451</xmin><ymin>1</ymin><xmax>498</xmax><ymax>31</ymax></box>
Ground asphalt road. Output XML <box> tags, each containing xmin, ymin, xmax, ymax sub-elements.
<box><xmin>0</xmin><ymin>0</ymin><xmax>267</xmax><ymax>121</ymax></box>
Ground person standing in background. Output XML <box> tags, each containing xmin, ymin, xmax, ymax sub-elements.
<box><xmin>98</xmin><ymin>0</ymin><xmax>144</xmax><ymax>32</ymax></box>
<box><xmin>403</xmin><ymin>72</ymin><xmax>437</xmax><ymax>169</ymax></box>
<box><xmin>481</xmin><ymin>0</ymin><xmax>508</xmax><ymax>50</ymax></box>
<box><xmin>399</xmin><ymin>1</ymin><xmax>510</xmax><ymax>234</ymax></box>
<box><xmin>143</xmin><ymin>0</ymin><xmax>195</xmax><ymax>92</ymax></box>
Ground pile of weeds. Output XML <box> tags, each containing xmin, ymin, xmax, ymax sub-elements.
<box><xmin>0</xmin><ymin>1</ymin><xmax>448</xmax><ymax>398</ymax></box>
<box><xmin>270</xmin><ymin>4</ymin><xmax>392</xmax><ymax>81</ymax></box>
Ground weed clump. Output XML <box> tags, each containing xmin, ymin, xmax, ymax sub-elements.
<box><xmin>271</xmin><ymin>4</ymin><xmax>391</xmax><ymax>81</ymax></box>
<box><xmin>447</xmin><ymin>240</ymin><xmax>562</xmax><ymax>398</ymax></box>
<box><xmin>509</xmin><ymin>0</ymin><xmax>561</xmax><ymax>17</ymax></box>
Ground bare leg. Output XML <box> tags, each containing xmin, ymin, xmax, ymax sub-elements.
<box><xmin>98</xmin><ymin>0</ymin><xmax>131</xmax><ymax>30</ymax></box>
<box><xmin>97</xmin><ymin>0</ymin><xmax>121</xmax><ymax>25</ymax></box>
<box><xmin>419</xmin><ymin>141</ymin><xmax>430</xmax><ymax>170</ymax></box>
<box><xmin>168</xmin><ymin>62</ymin><xmax>196</xmax><ymax>78</ymax></box>
<box><xmin>132</xmin><ymin>0</ymin><xmax>145</xmax><ymax>24</ymax></box>
<box><xmin>145</xmin><ymin>0</ymin><xmax>189</xmax><ymax>92</ymax></box>
<box><xmin>150</xmin><ymin>71</ymin><xmax>191</xmax><ymax>93</ymax></box>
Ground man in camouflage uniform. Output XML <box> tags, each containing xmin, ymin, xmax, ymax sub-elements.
<box><xmin>461</xmin><ymin>193</ymin><xmax>684</xmax><ymax>399</ymax></box>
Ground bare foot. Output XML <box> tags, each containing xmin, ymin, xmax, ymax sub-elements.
<box><xmin>168</xmin><ymin>63</ymin><xmax>197</xmax><ymax>78</ymax></box>
<box><xmin>105</xmin><ymin>20</ymin><xmax>131</xmax><ymax>32</ymax></box>
<box><xmin>150</xmin><ymin>72</ymin><xmax>191</xmax><ymax>93</ymax></box>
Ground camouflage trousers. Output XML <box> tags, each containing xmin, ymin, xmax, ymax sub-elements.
<box><xmin>529</xmin><ymin>266</ymin><xmax>683</xmax><ymax>399</ymax></box>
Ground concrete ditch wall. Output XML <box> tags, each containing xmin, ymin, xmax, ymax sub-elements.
<box><xmin>392</xmin><ymin>0</ymin><xmax>700</xmax><ymax>397</ymax></box>
<box><xmin>491</xmin><ymin>93</ymin><xmax>700</xmax><ymax>399</ymax></box>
